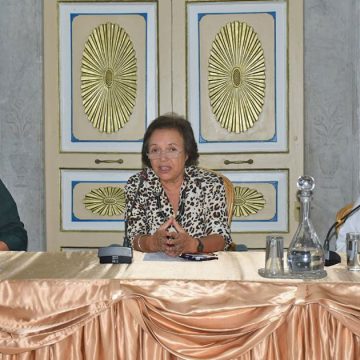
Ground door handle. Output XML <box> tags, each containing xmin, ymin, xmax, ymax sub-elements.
<box><xmin>94</xmin><ymin>158</ymin><xmax>124</xmax><ymax>164</ymax></box>
<box><xmin>224</xmin><ymin>159</ymin><xmax>254</xmax><ymax>165</ymax></box>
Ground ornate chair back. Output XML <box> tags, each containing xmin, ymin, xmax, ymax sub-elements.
<box><xmin>336</xmin><ymin>203</ymin><xmax>354</xmax><ymax>233</ymax></box>
<box><xmin>219</xmin><ymin>173</ymin><xmax>235</xmax><ymax>226</ymax></box>
<box><xmin>202</xmin><ymin>169</ymin><xmax>243</xmax><ymax>251</ymax></box>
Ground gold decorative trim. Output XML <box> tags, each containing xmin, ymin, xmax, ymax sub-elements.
<box><xmin>81</xmin><ymin>22</ymin><xmax>137</xmax><ymax>133</ymax></box>
<box><xmin>233</xmin><ymin>186</ymin><xmax>266</xmax><ymax>217</ymax></box>
<box><xmin>208</xmin><ymin>21</ymin><xmax>266</xmax><ymax>133</ymax></box>
<box><xmin>83</xmin><ymin>186</ymin><xmax>126</xmax><ymax>216</ymax></box>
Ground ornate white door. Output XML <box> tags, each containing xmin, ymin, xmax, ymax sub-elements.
<box><xmin>44</xmin><ymin>0</ymin><xmax>303</xmax><ymax>251</ymax></box>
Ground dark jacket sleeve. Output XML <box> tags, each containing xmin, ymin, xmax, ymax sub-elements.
<box><xmin>0</xmin><ymin>180</ymin><xmax>28</xmax><ymax>251</ymax></box>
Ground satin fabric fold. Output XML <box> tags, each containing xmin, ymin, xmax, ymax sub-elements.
<box><xmin>0</xmin><ymin>251</ymin><xmax>359</xmax><ymax>359</ymax></box>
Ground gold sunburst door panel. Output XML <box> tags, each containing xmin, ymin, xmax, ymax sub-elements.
<box><xmin>59</xmin><ymin>2</ymin><xmax>158</xmax><ymax>152</ymax></box>
<box><xmin>61</xmin><ymin>169</ymin><xmax>136</xmax><ymax>232</ymax></box>
<box><xmin>187</xmin><ymin>2</ymin><xmax>287</xmax><ymax>152</ymax></box>
<box><xmin>222</xmin><ymin>170</ymin><xmax>288</xmax><ymax>233</ymax></box>
<box><xmin>81</xmin><ymin>23</ymin><xmax>137</xmax><ymax>133</ymax></box>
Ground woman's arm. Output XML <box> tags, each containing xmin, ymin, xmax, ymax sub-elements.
<box><xmin>134</xmin><ymin>217</ymin><xmax>225</xmax><ymax>256</ymax></box>
<box><xmin>124</xmin><ymin>174</ymin><xmax>149</xmax><ymax>246</ymax></box>
<box><xmin>193</xmin><ymin>234</ymin><xmax>225</xmax><ymax>253</ymax></box>
<box><xmin>0</xmin><ymin>180</ymin><xmax>28</xmax><ymax>251</ymax></box>
<box><xmin>0</xmin><ymin>227</ymin><xmax>27</xmax><ymax>251</ymax></box>
<box><xmin>168</xmin><ymin>219</ymin><xmax>225</xmax><ymax>256</ymax></box>
<box><xmin>0</xmin><ymin>241</ymin><xmax>9</xmax><ymax>251</ymax></box>
<box><xmin>133</xmin><ymin>218</ymin><xmax>177</xmax><ymax>253</ymax></box>
<box><xmin>133</xmin><ymin>217</ymin><xmax>226</xmax><ymax>256</ymax></box>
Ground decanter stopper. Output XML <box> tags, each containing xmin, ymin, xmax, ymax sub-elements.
<box><xmin>287</xmin><ymin>175</ymin><xmax>325</xmax><ymax>274</ymax></box>
<box><xmin>297</xmin><ymin>175</ymin><xmax>315</xmax><ymax>194</ymax></box>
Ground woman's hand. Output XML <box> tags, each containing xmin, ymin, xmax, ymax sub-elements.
<box><xmin>162</xmin><ymin>218</ymin><xmax>197</xmax><ymax>257</ymax></box>
<box><xmin>138</xmin><ymin>217</ymin><xmax>224</xmax><ymax>255</ymax></box>
<box><xmin>135</xmin><ymin>218</ymin><xmax>196</xmax><ymax>254</ymax></box>
<box><xmin>151</xmin><ymin>218</ymin><xmax>176</xmax><ymax>252</ymax></box>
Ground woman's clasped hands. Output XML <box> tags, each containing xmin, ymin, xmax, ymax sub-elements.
<box><xmin>153</xmin><ymin>217</ymin><xmax>197</xmax><ymax>257</ymax></box>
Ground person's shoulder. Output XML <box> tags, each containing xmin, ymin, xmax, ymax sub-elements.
<box><xmin>126</xmin><ymin>168</ymin><xmax>154</xmax><ymax>187</ymax></box>
<box><xmin>127</xmin><ymin>170</ymin><xmax>145</xmax><ymax>187</ymax></box>
<box><xmin>127</xmin><ymin>172</ymin><xmax>140</xmax><ymax>184</ymax></box>
<box><xmin>0</xmin><ymin>178</ymin><xmax>9</xmax><ymax>193</ymax></box>
<box><xmin>0</xmin><ymin>178</ymin><xmax>16</xmax><ymax>204</ymax></box>
<box><xmin>188</xmin><ymin>166</ymin><xmax>223</xmax><ymax>185</ymax></box>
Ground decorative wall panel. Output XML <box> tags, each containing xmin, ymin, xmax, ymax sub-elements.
<box><xmin>187</xmin><ymin>2</ymin><xmax>287</xmax><ymax>152</ymax></box>
<box><xmin>59</xmin><ymin>3</ymin><xmax>157</xmax><ymax>152</ymax></box>
<box><xmin>61</xmin><ymin>169</ymin><xmax>135</xmax><ymax>231</ymax></box>
<box><xmin>223</xmin><ymin>170</ymin><xmax>288</xmax><ymax>232</ymax></box>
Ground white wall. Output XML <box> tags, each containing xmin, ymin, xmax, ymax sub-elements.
<box><xmin>0</xmin><ymin>0</ymin><xmax>44</xmax><ymax>251</ymax></box>
<box><xmin>304</xmin><ymin>0</ymin><xmax>360</xmax><ymax>245</ymax></box>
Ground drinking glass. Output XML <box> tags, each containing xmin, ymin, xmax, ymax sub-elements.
<box><xmin>265</xmin><ymin>235</ymin><xmax>284</xmax><ymax>275</ymax></box>
<box><xmin>346</xmin><ymin>232</ymin><xmax>360</xmax><ymax>271</ymax></box>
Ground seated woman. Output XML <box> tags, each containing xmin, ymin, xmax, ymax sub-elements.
<box><xmin>0</xmin><ymin>179</ymin><xmax>28</xmax><ymax>251</ymax></box>
<box><xmin>125</xmin><ymin>114</ymin><xmax>232</xmax><ymax>257</ymax></box>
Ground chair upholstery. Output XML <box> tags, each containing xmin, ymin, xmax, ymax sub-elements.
<box><xmin>336</xmin><ymin>203</ymin><xmax>354</xmax><ymax>233</ymax></box>
<box><xmin>219</xmin><ymin>173</ymin><xmax>235</xmax><ymax>226</ymax></box>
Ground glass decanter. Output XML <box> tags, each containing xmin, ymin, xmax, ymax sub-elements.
<box><xmin>287</xmin><ymin>175</ymin><xmax>324</xmax><ymax>273</ymax></box>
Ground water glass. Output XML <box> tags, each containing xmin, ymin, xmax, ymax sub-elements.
<box><xmin>265</xmin><ymin>235</ymin><xmax>284</xmax><ymax>275</ymax></box>
<box><xmin>346</xmin><ymin>232</ymin><xmax>360</xmax><ymax>271</ymax></box>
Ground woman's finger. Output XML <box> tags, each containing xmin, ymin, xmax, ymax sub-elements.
<box><xmin>159</xmin><ymin>218</ymin><xmax>172</xmax><ymax>230</ymax></box>
<box><xmin>170</xmin><ymin>218</ymin><xmax>185</xmax><ymax>233</ymax></box>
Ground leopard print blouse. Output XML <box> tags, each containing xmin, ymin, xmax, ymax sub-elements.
<box><xmin>125</xmin><ymin>166</ymin><xmax>232</xmax><ymax>249</ymax></box>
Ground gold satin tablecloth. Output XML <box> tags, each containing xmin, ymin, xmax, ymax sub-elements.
<box><xmin>0</xmin><ymin>251</ymin><xmax>359</xmax><ymax>359</ymax></box>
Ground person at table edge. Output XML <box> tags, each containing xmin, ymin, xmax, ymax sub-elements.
<box><xmin>336</xmin><ymin>195</ymin><xmax>360</xmax><ymax>252</ymax></box>
<box><xmin>125</xmin><ymin>114</ymin><xmax>232</xmax><ymax>257</ymax></box>
<box><xmin>0</xmin><ymin>179</ymin><xmax>28</xmax><ymax>251</ymax></box>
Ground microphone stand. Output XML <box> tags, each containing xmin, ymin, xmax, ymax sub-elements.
<box><xmin>323</xmin><ymin>203</ymin><xmax>360</xmax><ymax>266</ymax></box>
<box><xmin>98</xmin><ymin>171</ymin><xmax>146</xmax><ymax>264</ymax></box>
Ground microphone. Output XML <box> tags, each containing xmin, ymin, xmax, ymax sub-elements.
<box><xmin>98</xmin><ymin>170</ymin><xmax>147</xmax><ymax>264</ymax></box>
<box><xmin>323</xmin><ymin>203</ymin><xmax>360</xmax><ymax>266</ymax></box>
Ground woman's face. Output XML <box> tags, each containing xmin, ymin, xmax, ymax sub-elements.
<box><xmin>148</xmin><ymin>128</ymin><xmax>188</xmax><ymax>185</ymax></box>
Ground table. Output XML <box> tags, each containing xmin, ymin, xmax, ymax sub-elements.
<box><xmin>0</xmin><ymin>251</ymin><xmax>359</xmax><ymax>359</ymax></box>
